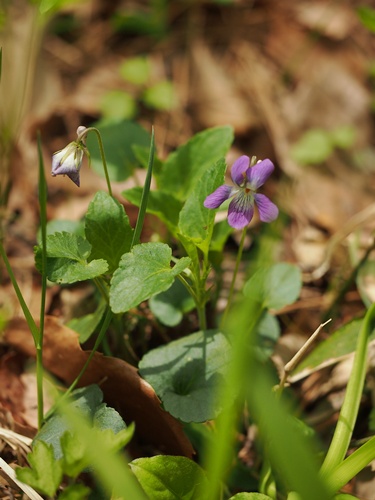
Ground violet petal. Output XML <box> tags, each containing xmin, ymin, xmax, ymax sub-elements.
<box><xmin>246</xmin><ymin>159</ymin><xmax>274</xmax><ymax>190</ymax></box>
<box><xmin>230</xmin><ymin>155</ymin><xmax>250</xmax><ymax>186</ymax></box>
<box><xmin>204</xmin><ymin>184</ymin><xmax>232</xmax><ymax>209</ymax></box>
<box><xmin>227</xmin><ymin>191</ymin><xmax>254</xmax><ymax>229</ymax></box>
<box><xmin>254</xmin><ymin>193</ymin><xmax>279</xmax><ymax>222</ymax></box>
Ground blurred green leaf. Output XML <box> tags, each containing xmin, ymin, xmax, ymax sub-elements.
<box><xmin>86</xmin><ymin>120</ymin><xmax>150</xmax><ymax>182</ymax></box>
<box><xmin>16</xmin><ymin>441</ymin><xmax>63</xmax><ymax>497</ymax></box>
<box><xmin>142</xmin><ymin>81</ymin><xmax>176</xmax><ymax>110</ymax></box>
<box><xmin>139</xmin><ymin>329</ymin><xmax>233</xmax><ymax>422</ymax></box>
<box><xmin>130</xmin><ymin>455</ymin><xmax>209</xmax><ymax>500</ymax></box>
<box><xmin>99</xmin><ymin>90</ymin><xmax>137</xmax><ymax>121</ymax></box>
<box><xmin>34</xmin><ymin>385</ymin><xmax>128</xmax><ymax>462</ymax></box>
<box><xmin>58</xmin><ymin>484</ymin><xmax>91</xmax><ymax>500</ymax></box>
<box><xmin>120</xmin><ymin>56</ymin><xmax>151</xmax><ymax>85</ymax></box>
<box><xmin>357</xmin><ymin>6</ymin><xmax>375</xmax><ymax>33</ymax></box>
<box><xmin>110</xmin><ymin>242</ymin><xmax>190</xmax><ymax>313</ymax></box>
<box><xmin>85</xmin><ymin>191</ymin><xmax>133</xmax><ymax>274</ymax></box>
<box><xmin>330</xmin><ymin>125</ymin><xmax>356</xmax><ymax>149</ymax></box>
<box><xmin>291</xmin><ymin>129</ymin><xmax>333</xmax><ymax>165</ymax></box>
<box><xmin>294</xmin><ymin>317</ymin><xmax>375</xmax><ymax>376</ymax></box>
<box><xmin>243</xmin><ymin>263</ymin><xmax>302</xmax><ymax>310</ymax></box>
<box><xmin>257</xmin><ymin>312</ymin><xmax>280</xmax><ymax>360</ymax></box>
<box><xmin>229</xmin><ymin>494</ymin><xmax>273</xmax><ymax>500</ymax></box>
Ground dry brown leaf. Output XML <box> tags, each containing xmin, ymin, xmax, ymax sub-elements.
<box><xmin>5</xmin><ymin>316</ymin><xmax>194</xmax><ymax>458</ymax></box>
<box><xmin>190</xmin><ymin>40</ymin><xmax>258</xmax><ymax>134</ymax></box>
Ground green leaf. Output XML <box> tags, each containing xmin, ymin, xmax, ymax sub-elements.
<box><xmin>129</xmin><ymin>455</ymin><xmax>209</xmax><ymax>500</ymax></box>
<box><xmin>35</xmin><ymin>385</ymin><xmax>128</xmax><ymax>461</ymax></box>
<box><xmin>99</xmin><ymin>90</ymin><xmax>137</xmax><ymax>121</ymax></box>
<box><xmin>16</xmin><ymin>441</ymin><xmax>63</xmax><ymax>497</ymax></box>
<box><xmin>58</xmin><ymin>484</ymin><xmax>91</xmax><ymax>500</ymax></box>
<box><xmin>229</xmin><ymin>494</ymin><xmax>273</xmax><ymax>500</ymax></box>
<box><xmin>43</xmin><ymin>232</ymin><xmax>92</xmax><ymax>260</ymax></box>
<box><xmin>85</xmin><ymin>191</ymin><xmax>133</xmax><ymax>273</ymax></box>
<box><xmin>67</xmin><ymin>299</ymin><xmax>107</xmax><ymax>343</ymax></box>
<box><xmin>142</xmin><ymin>81</ymin><xmax>177</xmax><ymax>110</ymax></box>
<box><xmin>159</xmin><ymin>126</ymin><xmax>234</xmax><ymax>200</ymax></box>
<box><xmin>34</xmin><ymin>232</ymin><xmax>109</xmax><ymax>284</ymax></box>
<box><xmin>139</xmin><ymin>329</ymin><xmax>232</xmax><ymax>422</ymax></box>
<box><xmin>110</xmin><ymin>242</ymin><xmax>191</xmax><ymax>314</ymax></box>
<box><xmin>294</xmin><ymin>317</ymin><xmax>375</xmax><ymax>376</ymax></box>
<box><xmin>330</xmin><ymin>125</ymin><xmax>356</xmax><ymax>149</ymax></box>
<box><xmin>86</xmin><ymin>120</ymin><xmax>151</xmax><ymax>182</ymax></box>
<box><xmin>120</xmin><ymin>56</ymin><xmax>151</xmax><ymax>85</ymax></box>
<box><xmin>61</xmin><ymin>425</ymin><xmax>135</xmax><ymax>478</ymax></box>
<box><xmin>35</xmin><ymin>252</ymin><xmax>108</xmax><ymax>284</ymax></box>
<box><xmin>357</xmin><ymin>6</ymin><xmax>375</xmax><ymax>33</ymax></box>
<box><xmin>210</xmin><ymin>219</ymin><xmax>233</xmax><ymax>253</ymax></box>
<box><xmin>257</xmin><ymin>312</ymin><xmax>280</xmax><ymax>360</ymax></box>
<box><xmin>178</xmin><ymin>158</ymin><xmax>226</xmax><ymax>254</ymax></box>
<box><xmin>37</xmin><ymin>219</ymin><xmax>85</xmax><ymax>245</ymax></box>
<box><xmin>149</xmin><ymin>279</ymin><xmax>195</xmax><ymax>327</ymax></box>
<box><xmin>122</xmin><ymin>187</ymin><xmax>183</xmax><ymax>233</ymax></box>
<box><xmin>243</xmin><ymin>263</ymin><xmax>302</xmax><ymax>310</ymax></box>
<box><xmin>291</xmin><ymin>129</ymin><xmax>333</xmax><ymax>165</ymax></box>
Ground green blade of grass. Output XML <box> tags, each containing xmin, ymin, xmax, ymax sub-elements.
<box><xmin>326</xmin><ymin>435</ymin><xmax>375</xmax><ymax>494</ymax></box>
<box><xmin>131</xmin><ymin>126</ymin><xmax>155</xmax><ymax>248</ymax></box>
<box><xmin>0</xmin><ymin>242</ymin><xmax>39</xmax><ymax>343</ymax></box>
<box><xmin>320</xmin><ymin>303</ymin><xmax>375</xmax><ymax>477</ymax></box>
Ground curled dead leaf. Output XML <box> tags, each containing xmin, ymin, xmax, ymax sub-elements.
<box><xmin>5</xmin><ymin>316</ymin><xmax>194</xmax><ymax>458</ymax></box>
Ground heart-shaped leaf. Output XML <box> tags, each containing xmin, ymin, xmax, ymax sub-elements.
<box><xmin>110</xmin><ymin>242</ymin><xmax>190</xmax><ymax>313</ymax></box>
<box><xmin>139</xmin><ymin>329</ymin><xmax>232</xmax><ymax>422</ymax></box>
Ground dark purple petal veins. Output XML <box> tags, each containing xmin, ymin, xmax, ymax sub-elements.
<box><xmin>254</xmin><ymin>193</ymin><xmax>279</xmax><ymax>222</ymax></box>
<box><xmin>246</xmin><ymin>159</ymin><xmax>274</xmax><ymax>190</ymax></box>
<box><xmin>227</xmin><ymin>191</ymin><xmax>254</xmax><ymax>229</ymax></box>
<box><xmin>230</xmin><ymin>155</ymin><xmax>250</xmax><ymax>186</ymax></box>
<box><xmin>204</xmin><ymin>184</ymin><xmax>232</xmax><ymax>209</ymax></box>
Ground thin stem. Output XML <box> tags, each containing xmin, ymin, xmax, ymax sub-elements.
<box><xmin>37</xmin><ymin>132</ymin><xmax>47</xmax><ymax>429</ymax></box>
<box><xmin>79</xmin><ymin>127</ymin><xmax>113</xmax><ymax>197</ymax></box>
<box><xmin>221</xmin><ymin>227</ymin><xmax>247</xmax><ymax>326</ymax></box>
<box><xmin>177</xmin><ymin>274</ymin><xmax>207</xmax><ymax>331</ymax></box>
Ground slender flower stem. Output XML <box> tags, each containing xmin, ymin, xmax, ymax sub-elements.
<box><xmin>37</xmin><ymin>132</ymin><xmax>47</xmax><ymax>429</ymax></box>
<box><xmin>221</xmin><ymin>227</ymin><xmax>247</xmax><ymax>326</ymax></box>
<box><xmin>78</xmin><ymin>127</ymin><xmax>113</xmax><ymax>198</ymax></box>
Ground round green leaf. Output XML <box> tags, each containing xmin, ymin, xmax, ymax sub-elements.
<box><xmin>139</xmin><ymin>329</ymin><xmax>233</xmax><ymax>423</ymax></box>
<box><xmin>130</xmin><ymin>455</ymin><xmax>209</xmax><ymax>500</ymax></box>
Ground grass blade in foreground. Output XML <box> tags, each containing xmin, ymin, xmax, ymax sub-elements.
<box><xmin>61</xmin><ymin>401</ymin><xmax>146</xmax><ymax>500</ymax></box>
<box><xmin>320</xmin><ymin>303</ymin><xmax>375</xmax><ymax>477</ymax></box>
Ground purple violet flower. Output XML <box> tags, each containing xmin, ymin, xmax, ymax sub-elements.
<box><xmin>204</xmin><ymin>155</ymin><xmax>279</xmax><ymax>229</ymax></box>
<box><xmin>51</xmin><ymin>126</ymin><xmax>88</xmax><ymax>187</ymax></box>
